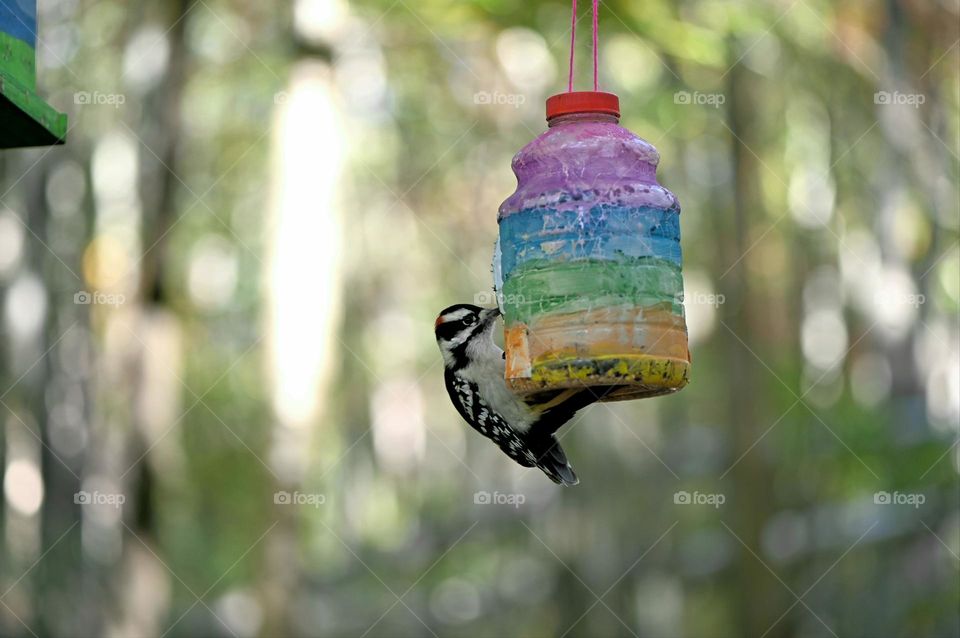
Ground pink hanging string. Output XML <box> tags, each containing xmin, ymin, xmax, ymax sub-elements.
<box><xmin>567</xmin><ymin>0</ymin><xmax>577</xmax><ymax>92</ymax></box>
<box><xmin>567</xmin><ymin>0</ymin><xmax>601</xmax><ymax>92</ymax></box>
<box><xmin>591</xmin><ymin>0</ymin><xmax>599</xmax><ymax>91</ymax></box>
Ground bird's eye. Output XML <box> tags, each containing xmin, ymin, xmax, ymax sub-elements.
<box><xmin>463</xmin><ymin>315</ymin><xmax>477</xmax><ymax>326</ymax></box>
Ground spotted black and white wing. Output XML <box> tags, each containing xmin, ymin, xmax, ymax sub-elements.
<box><xmin>444</xmin><ymin>369</ymin><xmax>537</xmax><ymax>468</ymax></box>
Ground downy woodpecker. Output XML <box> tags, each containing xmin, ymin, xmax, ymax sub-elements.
<box><xmin>434</xmin><ymin>303</ymin><xmax>608</xmax><ymax>485</ymax></box>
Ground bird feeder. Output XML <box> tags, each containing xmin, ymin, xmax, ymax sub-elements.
<box><xmin>0</xmin><ymin>1</ymin><xmax>67</xmax><ymax>148</ymax></box>
<box><xmin>493</xmin><ymin>0</ymin><xmax>690</xmax><ymax>402</ymax></box>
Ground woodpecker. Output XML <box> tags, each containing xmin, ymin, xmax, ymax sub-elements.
<box><xmin>434</xmin><ymin>303</ymin><xmax>609</xmax><ymax>485</ymax></box>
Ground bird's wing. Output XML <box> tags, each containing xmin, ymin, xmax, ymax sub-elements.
<box><xmin>444</xmin><ymin>371</ymin><xmax>587</xmax><ymax>483</ymax></box>
<box><xmin>444</xmin><ymin>368</ymin><xmax>478</xmax><ymax>424</ymax></box>
<box><xmin>445</xmin><ymin>369</ymin><xmax>536</xmax><ymax>467</ymax></box>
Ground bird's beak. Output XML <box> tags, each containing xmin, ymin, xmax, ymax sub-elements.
<box><xmin>481</xmin><ymin>307</ymin><xmax>501</xmax><ymax>324</ymax></box>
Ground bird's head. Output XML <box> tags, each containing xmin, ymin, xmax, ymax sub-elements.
<box><xmin>434</xmin><ymin>304</ymin><xmax>501</xmax><ymax>369</ymax></box>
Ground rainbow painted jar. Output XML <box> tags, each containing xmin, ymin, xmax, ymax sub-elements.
<box><xmin>494</xmin><ymin>92</ymin><xmax>689</xmax><ymax>401</ymax></box>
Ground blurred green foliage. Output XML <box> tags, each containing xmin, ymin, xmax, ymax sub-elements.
<box><xmin>0</xmin><ymin>0</ymin><xmax>957</xmax><ymax>637</ymax></box>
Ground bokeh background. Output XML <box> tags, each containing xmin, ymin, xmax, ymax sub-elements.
<box><xmin>0</xmin><ymin>0</ymin><xmax>958</xmax><ymax>636</ymax></box>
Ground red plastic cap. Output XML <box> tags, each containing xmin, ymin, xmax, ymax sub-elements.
<box><xmin>546</xmin><ymin>91</ymin><xmax>620</xmax><ymax>120</ymax></box>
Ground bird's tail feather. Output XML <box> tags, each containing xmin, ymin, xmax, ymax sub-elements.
<box><xmin>536</xmin><ymin>438</ymin><xmax>579</xmax><ymax>486</ymax></box>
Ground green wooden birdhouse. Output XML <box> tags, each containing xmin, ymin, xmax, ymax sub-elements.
<box><xmin>0</xmin><ymin>0</ymin><xmax>66</xmax><ymax>148</ymax></box>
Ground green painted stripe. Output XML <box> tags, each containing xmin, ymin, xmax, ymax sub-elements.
<box><xmin>0</xmin><ymin>31</ymin><xmax>35</xmax><ymax>91</ymax></box>
<box><xmin>501</xmin><ymin>257</ymin><xmax>685</xmax><ymax>325</ymax></box>
<box><xmin>0</xmin><ymin>31</ymin><xmax>67</xmax><ymax>146</ymax></box>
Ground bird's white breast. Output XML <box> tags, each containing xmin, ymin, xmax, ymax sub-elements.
<box><xmin>461</xmin><ymin>332</ymin><xmax>536</xmax><ymax>432</ymax></box>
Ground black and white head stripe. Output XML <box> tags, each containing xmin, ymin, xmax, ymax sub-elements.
<box><xmin>435</xmin><ymin>304</ymin><xmax>500</xmax><ymax>371</ymax></box>
<box><xmin>434</xmin><ymin>304</ymin><xmax>484</xmax><ymax>341</ymax></box>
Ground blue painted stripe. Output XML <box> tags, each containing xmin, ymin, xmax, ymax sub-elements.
<box><xmin>0</xmin><ymin>0</ymin><xmax>37</xmax><ymax>46</ymax></box>
<box><xmin>498</xmin><ymin>205</ymin><xmax>682</xmax><ymax>277</ymax></box>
